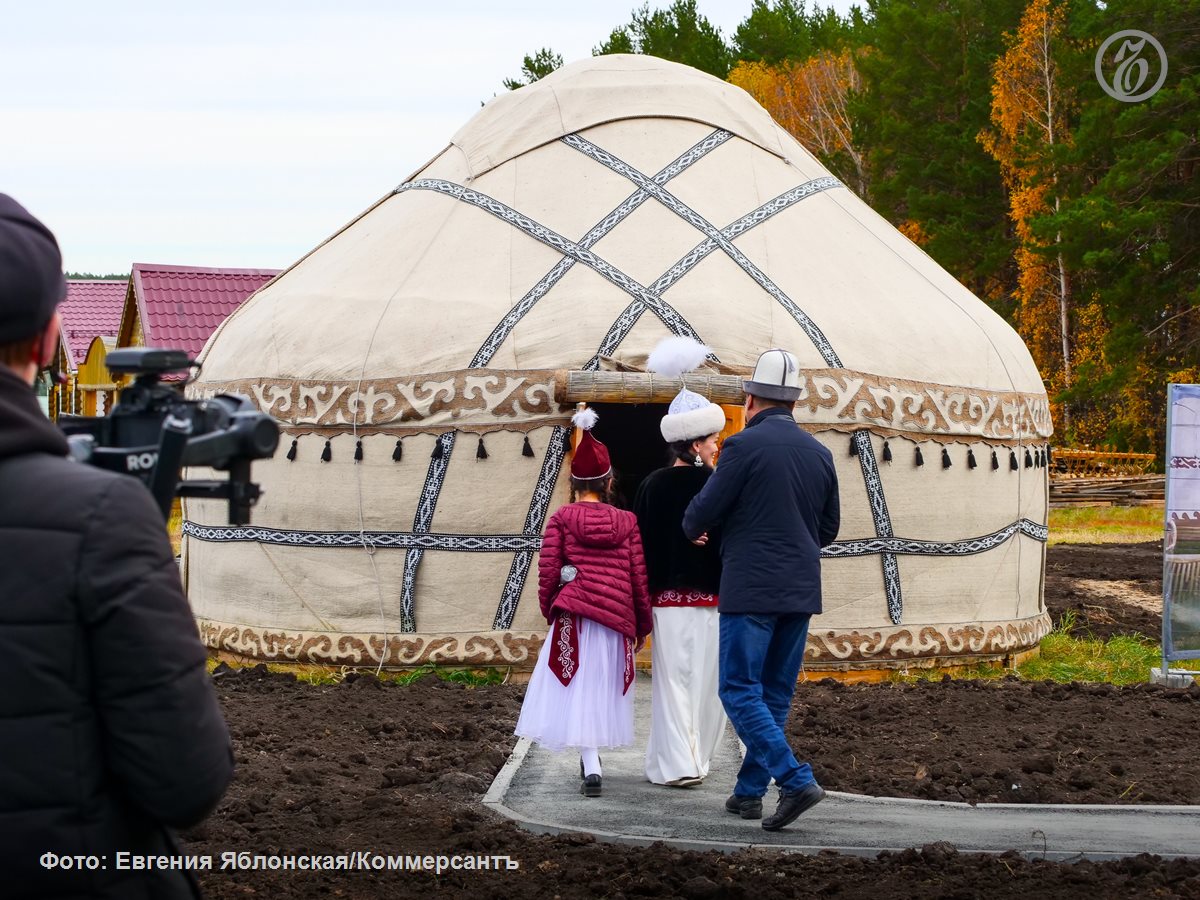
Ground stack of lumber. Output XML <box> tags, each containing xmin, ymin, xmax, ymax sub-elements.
<box><xmin>1049</xmin><ymin>475</ymin><xmax>1165</xmax><ymax>507</ymax></box>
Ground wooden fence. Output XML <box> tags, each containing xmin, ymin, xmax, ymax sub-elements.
<box><xmin>1049</xmin><ymin>447</ymin><xmax>1162</xmax><ymax>506</ymax></box>
<box><xmin>1051</xmin><ymin>447</ymin><xmax>1157</xmax><ymax>478</ymax></box>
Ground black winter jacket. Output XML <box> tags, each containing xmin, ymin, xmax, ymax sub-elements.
<box><xmin>0</xmin><ymin>366</ymin><xmax>233</xmax><ymax>899</ymax></box>
<box><xmin>683</xmin><ymin>406</ymin><xmax>840</xmax><ymax>615</ymax></box>
<box><xmin>633</xmin><ymin>465</ymin><xmax>722</xmax><ymax>596</ymax></box>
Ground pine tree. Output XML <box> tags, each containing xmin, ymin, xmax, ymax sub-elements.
<box><xmin>594</xmin><ymin>1</ymin><xmax>734</xmax><ymax>79</ymax></box>
<box><xmin>1050</xmin><ymin>0</ymin><xmax>1200</xmax><ymax>450</ymax></box>
<box><xmin>850</xmin><ymin>0</ymin><xmax>1026</xmax><ymax>312</ymax></box>
<box><xmin>503</xmin><ymin>48</ymin><xmax>564</xmax><ymax>91</ymax></box>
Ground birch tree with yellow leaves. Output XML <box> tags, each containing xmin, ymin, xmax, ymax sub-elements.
<box><xmin>730</xmin><ymin>50</ymin><xmax>869</xmax><ymax>198</ymax></box>
<box><xmin>980</xmin><ymin>0</ymin><xmax>1089</xmax><ymax>430</ymax></box>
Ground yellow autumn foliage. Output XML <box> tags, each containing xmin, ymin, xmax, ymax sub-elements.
<box><xmin>729</xmin><ymin>51</ymin><xmax>867</xmax><ymax>197</ymax></box>
<box><xmin>981</xmin><ymin>0</ymin><xmax>1112</xmax><ymax>442</ymax></box>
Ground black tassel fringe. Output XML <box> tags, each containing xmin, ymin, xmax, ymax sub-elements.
<box><xmin>991</xmin><ymin>449</ymin><xmax>999</xmax><ymax>470</ymax></box>
<box><xmin>354</xmin><ymin>439</ymin><xmax>363</xmax><ymax>462</ymax></box>
<box><xmin>849</xmin><ymin>435</ymin><xmax>858</xmax><ymax>457</ymax></box>
<box><xmin>321</xmin><ymin>440</ymin><xmax>332</xmax><ymax>463</ymax></box>
<box><xmin>430</xmin><ymin>437</ymin><xmax>444</xmax><ymax>460</ymax></box>
<box><xmin>1010</xmin><ymin>450</ymin><xmax>1018</xmax><ymax>471</ymax></box>
<box><xmin>967</xmin><ymin>448</ymin><xmax>977</xmax><ymax>469</ymax></box>
<box><xmin>941</xmin><ymin>447</ymin><xmax>952</xmax><ymax>469</ymax></box>
<box><xmin>286</xmin><ymin>438</ymin><xmax>298</xmax><ymax>461</ymax></box>
<box><xmin>522</xmin><ymin>436</ymin><xmax>535</xmax><ymax>457</ymax></box>
<box><xmin>1024</xmin><ymin>448</ymin><xmax>1033</xmax><ymax>468</ymax></box>
<box><xmin>915</xmin><ymin>446</ymin><xmax>924</xmax><ymax>467</ymax></box>
<box><xmin>476</xmin><ymin>436</ymin><xmax>488</xmax><ymax>460</ymax></box>
<box><xmin>882</xmin><ymin>440</ymin><xmax>892</xmax><ymax>463</ymax></box>
<box><xmin>392</xmin><ymin>439</ymin><xmax>403</xmax><ymax>462</ymax></box>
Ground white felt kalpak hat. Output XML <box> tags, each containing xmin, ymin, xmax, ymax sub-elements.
<box><xmin>648</xmin><ymin>336</ymin><xmax>727</xmax><ymax>443</ymax></box>
<box><xmin>744</xmin><ymin>348</ymin><xmax>802</xmax><ymax>402</ymax></box>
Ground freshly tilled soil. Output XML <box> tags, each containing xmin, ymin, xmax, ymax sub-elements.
<box><xmin>182</xmin><ymin>542</ymin><xmax>1200</xmax><ymax>898</ymax></box>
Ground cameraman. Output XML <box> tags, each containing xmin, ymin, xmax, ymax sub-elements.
<box><xmin>0</xmin><ymin>195</ymin><xmax>233</xmax><ymax>899</ymax></box>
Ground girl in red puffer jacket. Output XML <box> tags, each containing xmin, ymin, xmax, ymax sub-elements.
<box><xmin>515</xmin><ymin>408</ymin><xmax>653</xmax><ymax>797</ymax></box>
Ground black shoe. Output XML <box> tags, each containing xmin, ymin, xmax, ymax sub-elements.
<box><xmin>581</xmin><ymin>774</ymin><xmax>602</xmax><ymax>797</ymax></box>
<box><xmin>579</xmin><ymin>755</ymin><xmax>602</xmax><ymax>778</ymax></box>
<box><xmin>724</xmin><ymin>794</ymin><xmax>763</xmax><ymax>820</ymax></box>
<box><xmin>761</xmin><ymin>783</ymin><xmax>825</xmax><ymax>832</ymax></box>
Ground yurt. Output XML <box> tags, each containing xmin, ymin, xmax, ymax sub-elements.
<box><xmin>184</xmin><ymin>55</ymin><xmax>1052</xmax><ymax>674</ymax></box>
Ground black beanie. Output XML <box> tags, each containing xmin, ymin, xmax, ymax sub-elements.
<box><xmin>0</xmin><ymin>194</ymin><xmax>66</xmax><ymax>343</ymax></box>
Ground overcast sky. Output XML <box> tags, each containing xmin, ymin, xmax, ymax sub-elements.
<box><xmin>2</xmin><ymin>0</ymin><xmax>859</xmax><ymax>275</ymax></box>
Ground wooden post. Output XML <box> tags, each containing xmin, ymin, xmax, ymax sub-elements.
<box><xmin>715</xmin><ymin>404</ymin><xmax>745</xmax><ymax>466</ymax></box>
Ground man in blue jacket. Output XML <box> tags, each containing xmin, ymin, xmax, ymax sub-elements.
<box><xmin>683</xmin><ymin>348</ymin><xmax>839</xmax><ymax>831</ymax></box>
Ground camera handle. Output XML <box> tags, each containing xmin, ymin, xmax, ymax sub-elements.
<box><xmin>149</xmin><ymin>415</ymin><xmax>192</xmax><ymax>520</ymax></box>
<box><xmin>176</xmin><ymin>460</ymin><xmax>262</xmax><ymax>526</ymax></box>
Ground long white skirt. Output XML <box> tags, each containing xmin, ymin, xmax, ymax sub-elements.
<box><xmin>645</xmin><ymin>606</ymin><xmax>727</xmax><ymax>784</ymax></box>
<box><xmin>515</xmin><ymin>616</ymin><xmax>635</xmax><ymax>752</ymax></box>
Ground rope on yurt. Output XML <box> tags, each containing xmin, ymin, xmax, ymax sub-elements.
<box><xmin>350</xmin><ymin>283</ymin><xmax>410</xmax><ymax>674</ymax></box>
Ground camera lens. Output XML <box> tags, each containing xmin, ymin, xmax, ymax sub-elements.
<box><xmin>247</xmin><ymin>417</ymin><xmax>280</xmax><ymax>457</ymax></box>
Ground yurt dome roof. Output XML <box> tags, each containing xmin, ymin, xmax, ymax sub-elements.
<box><xmin>198</xmin><ymin>52</ymin><xmax>1048</xmax><ymax>427</ymax></box>
<box><xmin>186</xmin><ymin>53</ymin><xmax>1053</xmax><ymax>675</ymax></box>
<box><xmin>442</xmin><ymin>54</ymin><xmax>795</xmax><ymax>180</ymax></box>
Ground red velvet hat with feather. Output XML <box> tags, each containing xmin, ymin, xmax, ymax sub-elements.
<box><xmin>569</xmin><ymin>407</ymin><xmax>611</xmax><ymax>479</ymax></box>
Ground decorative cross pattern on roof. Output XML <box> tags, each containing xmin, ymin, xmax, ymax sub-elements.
<box><xmin>393</xmin><ymin>128</ymin><xmax>919</xmax><ymax>630</ymax></box>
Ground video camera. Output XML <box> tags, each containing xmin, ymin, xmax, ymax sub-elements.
<box><xmin>59</xmin><ymin>348</ymin><xmax>279</xmax><ymax>525</ymax></box>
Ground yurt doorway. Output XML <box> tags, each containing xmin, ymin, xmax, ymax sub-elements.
<box><xmin>583</xmin><ymin>402</ymin><xmax>670</xmax><ymax>510</ymax></box>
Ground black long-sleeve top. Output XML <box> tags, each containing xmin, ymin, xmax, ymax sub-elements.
<box><xmin>633</xmin><ymin>464</ymin><xmax>723</xmax><ymax>596</ymax></box>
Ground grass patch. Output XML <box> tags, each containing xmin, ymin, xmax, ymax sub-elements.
<box><xmin>1048</xmin><ymin>505</ymin><xmax>1162</xmax><ymax>546</ymax></box>
<box><xmin>889</xmin><ymin>662</ymin><xmax>1008</xmax><ymax>683</ymax></box>
<box><xmin>205</xmin><ymin>657</ymin><xmax>507</xmax><ymax>687</ymax></box>
<box><xmin>891</xmin><ymin>613</ymin><xmax>1162</xmax><ymax>686</ymax></box>
<box><xmin>1015</xmin><ymin>615</ymin><xmax>1160</xmax><ymax>685</ymax></box>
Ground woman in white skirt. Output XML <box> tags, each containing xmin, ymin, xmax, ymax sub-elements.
<box><xmin>633</xmin><ymin>337</ymin><xmax>728</xmax><ymax>787</ymax></box>
<box><xmin>515</xmin><ymin>408</ymin><xmax>652</xmax><ymax>796</ymax></box>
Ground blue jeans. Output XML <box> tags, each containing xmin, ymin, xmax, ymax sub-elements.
<box><xmin>718</xmin><ymin>612</ymin><xmax>815</xmax><ymax>798</ymax></box>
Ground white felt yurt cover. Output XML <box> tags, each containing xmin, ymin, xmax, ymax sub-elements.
<box><xmin>184</xmin><ymin>55</ymin><xmax>1052</xmax><ymax>670</ymax></box>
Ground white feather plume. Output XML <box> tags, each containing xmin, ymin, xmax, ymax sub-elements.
<box><xmin>647</xmin><ymin>336</ymin><xmax>709</xmax><ymax>378</ymax></box>
<box><xmin>572</xmin><ymin>407</ymin><xmax>599</xmax><ymax>431</ymax></box>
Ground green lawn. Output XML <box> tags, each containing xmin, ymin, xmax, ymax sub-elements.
<box><xmin>1048</xmin><ymin>505</ymin><xmax>1163</xmax><ymax>546</ymax></box>
<box><xmin>206</xmin><ymin>657</ymin><xmax>507</xmax><ymax>687</ymax></box>
<box><xmin>1017</xmin><ymin>615</ymin><xmax>1161</xmax><ymax>685</ymax></box>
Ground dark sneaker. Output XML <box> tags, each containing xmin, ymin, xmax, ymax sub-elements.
<box><xmin>724</xmin><ymin>794</ymin><xmax>763</xmax><ymax>819</ymax></box>
<box><xmin>579</xmin><ymin>756</ymin><xmax>602</xmax><ymax>778</ymax></box>
<box><xmin>761</xmin><ymin>783</ymin><xmax>825</xmax><ymax>831</ymax></box>
<box><xmin>581</xmin><ymin>774</ymin><xmax>602</xmax><ymax>797</ymax></box>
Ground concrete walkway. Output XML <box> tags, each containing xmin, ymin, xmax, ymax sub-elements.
<box><xmin>484</xmin><ymin>673</ymin><xmax>1200</xmax><ymax>860</ymax></box>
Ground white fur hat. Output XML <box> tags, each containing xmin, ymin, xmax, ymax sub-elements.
<box><xmin>647</xmin><ymin>336</ymin><xmax>727</xmax><ymax>444</ymax></box>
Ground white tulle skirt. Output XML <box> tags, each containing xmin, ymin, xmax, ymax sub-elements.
<box><xmin>645</xmin><ymin>606</ymin><xmax>727</xmax><ymax>784</ymax></box>
<box><xmin>515</xmin><ymin>616</ymin><xmax>636</xmax><ymax>752</ymax></box>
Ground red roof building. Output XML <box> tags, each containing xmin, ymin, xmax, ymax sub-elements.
<box><xmin>116</xmin><ymin>264</ymin><xmax>280</xmax><ymax>376</ymax></box>
<box><xmin>58</xmin><ymin>279</ymin><xmax>127</xmax><ymax>373</ymax></box>
<box><xmin>47</xmin><ymin>280</ymin><xmax>128</xmax><ymax>417</ymax></box>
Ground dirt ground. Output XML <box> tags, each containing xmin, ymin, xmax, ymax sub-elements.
<box><xmin>1045</xmin><ymin>541</ymin><xmax>1163</xmax><ymax>640</ymax></box>
<box><xmin>183</xmin><ymin>542</ymin><xmax>1200</xmax><ymax>899</ymax></box>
